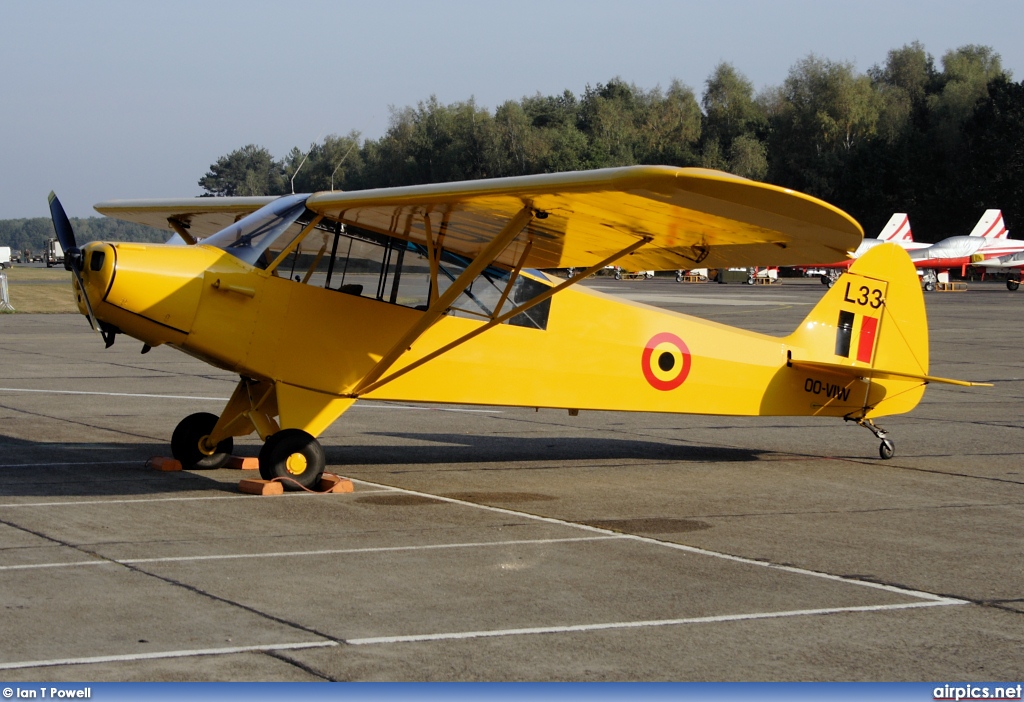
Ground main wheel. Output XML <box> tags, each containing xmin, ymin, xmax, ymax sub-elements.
<box><xmin>171</xmin><ymin>412</ymin><xmax>233</xmax><ymax>469</ymax></box>
<box><xmin>259</xmin><ymin>429</ymin><xmax>325</xmax><ymax>490</ymax></box>
<box><xmin>1008</xmin><ymin>279</ymin><xmax>1020</xmax><ymax>291</ymax></box>
<box><xmin>614</xmin><ymin>271</ymin><xmax>621</xmax><ymax>280</ymax></box>
<box><xmin>879</xmin><ymin>439</ymin><xmax>895</xmax><ymax>460</ymax></box>
<box><xmin>924</xmin><ymin>281</ymin><xmax>935</xmax><ymax>292</ymax></box>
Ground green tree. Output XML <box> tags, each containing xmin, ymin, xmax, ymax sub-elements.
<box><xmin>929</xmin><ymin>45</ymin><xmax>1008</xmax><ymax>148</ymax></box>
<box><xmin>198</xmin><ymin>145</ymin><xmax>285</xmax><ymax>196</ymax></box>
<box><xmin>766</xmin><ymin>55</ymin><xmax>881</xmax><ymax>198</ymax></box>
<box><xmin>700</xmin><ymin>63</ymin><xmax>766</xmax><ymax>176</ymax></box>
<box><xmin>963</xmin><ymin>76</ymin><xmax>1024</xmax><ymax>232</ymax></box>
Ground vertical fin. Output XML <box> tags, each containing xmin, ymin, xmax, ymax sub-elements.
<box><xmin>785</xmin><ymin>243</ymin><xmax>929</xmax><ymax>418</ymax></box>
<box><xmin>877</xmin><ymin>213</ymin><xmax>912</xmax><ymax>243</ymax></box>
<box><xmin>969</xmin><ymin>210</ymin><xmax>1007</xmax><ymax>239</ymax></box>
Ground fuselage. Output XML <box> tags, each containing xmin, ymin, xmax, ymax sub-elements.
<box><xmin>73</xmin><ymin>239</ymin><xmax>925</xmax><ymax>424</ymax></box>
<box><xmin>910</xmin><ymin>235</ymin><xmax>1024</xmax><ymax>270</ymax></box>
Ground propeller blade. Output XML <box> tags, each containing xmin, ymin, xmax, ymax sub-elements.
<box><xmin>71</xmin><ymin>266</ymin><xmax>101</xmax><ymax>333</ymax></box>
<box><xmin>48</xmin><ymin>192</ymin><xmax>100</xmax><ymax>333</ymax></box>
<box><xmin>47</xmin><ymin>192</ymin><xmax>80</xmax><ymax>271</ymax></box>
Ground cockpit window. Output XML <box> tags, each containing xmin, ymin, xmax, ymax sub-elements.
<box><xmin>271</xmin><ymin>220</ymin><xmax>552</xmax><ymax>330</ymax></box>
<box><xmin>203</xmin><ymin>194</ymin><xmax>310</xmax><ymax>268</ymax></box>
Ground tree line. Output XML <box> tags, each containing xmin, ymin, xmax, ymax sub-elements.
<box><xmin>198</xmin><ymin>42</ymin><xmax>1021</xmax><ymax>243</ymax></box>
<box><xmin>0</xmin><ymin>217</ymin><xmax>166</xmax><ymax>258</ymax></box>
<box><xmin>3</xmin><ymin>42</ymin><xmax>1020</xmax><ymax>255</ymax></box>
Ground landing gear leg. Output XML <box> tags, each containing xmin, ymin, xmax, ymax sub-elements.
<box><xmin>850</xmin><ymin>417</ymin><xmax>894</xmax><ymax>459</ymax></box>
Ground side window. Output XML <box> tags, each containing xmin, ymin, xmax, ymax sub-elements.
<box><xmin>508</xmin><ymin>277</ymin><xmax>551</xmax><ymax>329</ymax></box>
<box><xmin>282</xmin><ymin>223</ymin><xmax>550</xmax><ymax>330</ymax></box>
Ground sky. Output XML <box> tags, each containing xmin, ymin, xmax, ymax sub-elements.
<box><xmin>1</xmin><ymin>0</ymin><xmax>1021</xmax><ymax>219</ymax></box>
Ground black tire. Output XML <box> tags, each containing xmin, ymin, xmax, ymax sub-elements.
<box><xmin>614</xmin><ymin>271</ymin><xmax>621</xmax><ymax>280</ymax></box>
<box><xmin>819</xmin><ymin>274</ymin><xmax>829</xmax><ymax>286</ymax></box>
<box><xmin>1008</xmin><ymin>279</ymin><xmax>1020</xmax><ymax>291</ymax></box>
<box><xmin>924</xmin><ymin>281</ymin><xmax>935</xmax><ymax>292</ymax></box>
<box><xmin>879</xmin><ymin>439</ymin><xmax>895</xmax><ymax>460</ymax></box>
<box><xmin>258</xmin><ymin>429</ymin><xmax>325</xmax><ymax>490</ymax></box>
<box><xmin>171</xmin><ymin>412</ymin><xmax>233</xmax><ymax>469</ymax></box>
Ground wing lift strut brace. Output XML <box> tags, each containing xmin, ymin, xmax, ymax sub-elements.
<box><xmin>352</xmin><ymin>206</ymin><xmax>651</xmax><ymax>397</ymax></box>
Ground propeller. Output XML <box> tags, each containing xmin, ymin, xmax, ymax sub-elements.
<box><xmin>47</xmin><ymin>192</ymin><xmax>101</xmax><ymax>334</ymax></box>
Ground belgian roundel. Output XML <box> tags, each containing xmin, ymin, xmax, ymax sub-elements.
<box><xmin>642</xmin><ymin>332</ymin><xmax>691</xmax><ymax>391</ymax></box>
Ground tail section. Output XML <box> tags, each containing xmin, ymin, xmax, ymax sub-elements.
<box><xmin>876</xmin><ymin>213</ymin><xmax>913</xmax><ymax>243</ymax></box>
<box><xmin>969</xmin><ymin>209</ymin><xmax>1007</xmax><ymax>239</ymax></box>
<box><xmin>783</xmin><ymin>244</ymin><xmax>986</xmax><ymax>420</ymax></box>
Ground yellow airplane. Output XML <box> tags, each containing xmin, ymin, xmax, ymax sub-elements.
<box><xmin>49</xmin><ymin>166</ymin><xmax>987</xmax><ymax>489</ymax></box>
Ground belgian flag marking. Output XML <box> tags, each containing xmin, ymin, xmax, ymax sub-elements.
<box><xmin>834</xmin><ymin>310</ymin><xmax>880</xmax><ymax>364</ymax></box>
<box><xmin>642</xmin><ymin>332</ymin><xmax>691</xmax><ymax>391</ymax></box>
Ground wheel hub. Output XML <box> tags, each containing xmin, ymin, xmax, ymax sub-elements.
<box><xmin>197</xmin><ymin>435</ymin><xmax>216</xmax><ymax>456</ymax></box>
<box><xmin>285</xmin><ymin>452</ymin><xmax>307</xmax><ymax>476</ymax></box>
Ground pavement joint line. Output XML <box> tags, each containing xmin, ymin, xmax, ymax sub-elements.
<box><xmin>347</xmin><ymin>477</ymin><xmax>971</xmax><ymax>605</ymax></box>
<box><xmin>344</xmin><ymin>599</ymin><xmax>966</xmax><ymax>646</ymax></box>
<box><xmin>0</xmin><ymin>387</ymin><xmax>501</xmax><ymax>413</ymax></box>
<box><xmin>0</xmin><ymin>460</ymin><xmax>146</xmax><ymax>469</ymax></box>
<box><xmin>0</xmin><ymin>536</ymin><xmax>622</xmax><ymax>571</ymax></box>
<box><xmin>0</xmin><ymin>640</ymin><xmax>339</xmax><ymax>672</ymax></box>
<box><xmin>0</xmin><ymin>488</ymin><xmax>390</xmax><ymax>509</ymax></box>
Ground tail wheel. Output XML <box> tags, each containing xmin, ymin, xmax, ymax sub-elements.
<box><xmin>171</xmin><ymin>412</ymin><xmax>233</xmax><ymax>469</ymax></box>
<box><xmin>879</xmin><ymin>439</ymin><xmax>895</xmax><ymax>460</ymax></box>
<box><xmin>259</xmin><ymin>429</ymin><xmax>325</xmax><ymax>490</ymax></box>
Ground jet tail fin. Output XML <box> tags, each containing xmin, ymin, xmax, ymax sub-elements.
<box><xmin>969</xmin><ymin>209</ymin><xmax>1007</xmax><ymax>239</ymax></box>
<box><xmin>876</xmin><ymin>213</ymin><xmax>912</xmax><ymax>243</ymax></box>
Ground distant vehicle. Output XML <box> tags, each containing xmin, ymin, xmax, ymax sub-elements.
<box><xmin>0</xmin><ymin>246</ymin><xmax>10</xmax><ymax>269</ymax></box>
<box><xmin>45</xmin><ymin>238</ymin><xmax>64</xmax><ymax>267</ymax></box>
<box><xmin>612</xmin><ymin>267</ymin><xmax>655</xmax><ymax>280</ymax></box>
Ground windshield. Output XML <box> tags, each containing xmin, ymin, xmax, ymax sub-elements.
<box><xmin>203</xmin><ymin>194</ymin><xmax>310</xmax><ymax>267</ymax></box>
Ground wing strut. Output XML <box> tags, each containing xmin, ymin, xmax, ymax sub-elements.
<box><xmin>353</xmin><ymin>235</ymin><xmax>651</xmax><ymax>397</ymax></box>
<box><xmin>352</xmin><ymin>206</ymin><xmax>535</xmax><ymax>394</ymax></box>
<box><xmin>167</xmin><ymin>218</ymin><xmax>197</xmax><ymax>245</ymax></box>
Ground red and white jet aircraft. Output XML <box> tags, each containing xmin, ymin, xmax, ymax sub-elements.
<box><xmin>817</xmin><ymin>213</ymin><xmax>927</xmax><ymax>287</ymax></box>
<box><xmin>909</xmin><ymin>210</ymin><xmax>1023</xmax><ymax>290</ymax></box>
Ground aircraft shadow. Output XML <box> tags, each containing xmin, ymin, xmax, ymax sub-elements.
<box><xmin>0</xmin><ymin>435</ymin><xmax>235</xmax><ymax>498</ymax></box>
<box><xmin>332</xmin><ymin>432</ymin><xmax>762</xmax><ymax>466</ymax></box>
<box><xmin>0</xmin><ymin>432</ymin><xmax>763</xmax><ymax>498</ymax></box>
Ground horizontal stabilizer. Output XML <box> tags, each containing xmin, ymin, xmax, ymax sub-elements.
<box><xmin>789</xmin><ymin>359</ymin><xmax>991</xmax><ymax>388</ymax></box>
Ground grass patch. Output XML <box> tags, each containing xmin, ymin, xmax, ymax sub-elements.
<box><xmin>2</xmin><ymin>266</ymin><xmax>71</xmax><ymax>282</ymax></box>
<box><xmin>1</xmin><ymin>267</ymin><xmax>78</xmax><ymax>312</ymax></box>
<box><xmin>5</xmin><ymin>282</ymin><xmax>78</xmax><ymax>313</ymax></box>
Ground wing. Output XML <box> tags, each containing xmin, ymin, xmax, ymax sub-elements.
<box><xmin>94</xmin><ymin>196</ymin><xmax>278</xmax><ymax>240</ymax></box>
<box><xmin>307</xmin><ymin>166</ymin><xmax>863</xmax><ymax>270</ymax></box>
